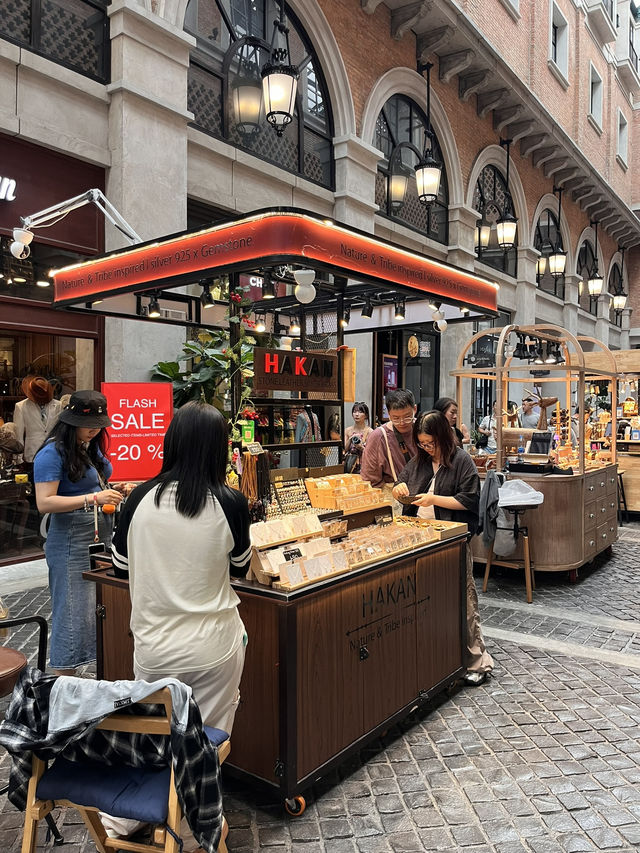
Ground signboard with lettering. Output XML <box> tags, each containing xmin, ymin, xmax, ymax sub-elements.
<box><xmin>253</xmin><ymin>347</ymin><xmax>339</xmax><ymax>395</ymax></box>
<box><xmin>101</xmin><ymin>382</ymin><xmax>173</xmax><ymax>481</ymax></box>
<box><xmin>52</xmin><ymin>211</ymin><xmax>498</xmax><ymax>314</ymax></box>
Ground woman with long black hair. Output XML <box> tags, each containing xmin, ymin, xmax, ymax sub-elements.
<box><xmin>392</xmin><ymin>410</ymin><xmax>493</xmax><ymax>686</ymax></box>
<box><xmin>34</xmin><ymin>390</ymin><xmax>122</xmax><ymax>675</ymax></box>
<box><xmin>112</xmin><ymin>401</ymin><xmax>251</xmax><ymax>734</ymax></box>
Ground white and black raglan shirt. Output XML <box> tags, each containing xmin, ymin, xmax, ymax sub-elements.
<box><xmin>112</xmin><ymin>481</ymin><xmax>251</xmax><ymax>674</ymax></box>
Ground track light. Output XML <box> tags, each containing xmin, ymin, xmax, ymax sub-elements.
<box><xmin>513</xmin><ymin>334</ymin><xmax>528</xmax><ymax>360</ymax></box>
<box><xmin>293</xmin><ymin>268</ymin><xmax>316</xmax><ymax>304</ymax></box>
<box><xmin>340</xmin><ymin>307</ymin><xmax>350</xmax><ymax>329</ymax></box>
<box><xmin>361</xmin><ymin>297</ymin><xmax>374</xmax><ymax>319</ymax></box>
<box><xmin>544</xmin><ymin>344</ymin><xmax>556</xmax><ymax>364</ymax></box>
<box><xmin>435</xmin><ymin>318</ymin><xmax>447</xmax><ymax>332</ymax></box>
<box><xmin>394</xmin><ymin>298</ymin><xmax>406</xmax><ymax>321</ymax></box>
<box><xmin>148</xmin><ymin>293</ymin><xmax>161</xmax><ymax>318</ymax></box>
<box><xmin>460</xmin><ymin>305</ymin><xmax>469</xmax><ymax>315</ymax></box>
<box><xmin>200</xmin><ymin>282</ymin><xmax>215</xmax><ymax>309</ymax></box>
<box><xmin>289</xmin><ymin>315</ymin><xmax>301</xmax><ymax>336</ymax></box>
<box><xmin>36</xmin><ymin>279</ymin><xmax>50</xmax><ymax>288</ymax></box>
<box><xmin>262</xmin><ymin>271</ymin><xmax>275</xmax><ymax>299</ymax></box>
<box><xmin>533</xmin><ymin>344</ymin><xmax>544</xmax><ymax>365</ymax></box>
<box><xmin>10</xmin><ymin>241</ymin><xmax>30</xmax><ymax>260</ymax></box>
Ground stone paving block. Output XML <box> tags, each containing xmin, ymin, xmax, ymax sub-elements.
<box><xmin>416</xmin><ymin>826</ymin><xmax>455</xmax><ymax>849</ymax></box>
<box><xmin>449</xmin><ymin>822</ymin><xmax>487</xmax><ymax>846</ymax></box>
<box><xmin>480</xmin><ymin>819</ymin><xmax>521</xmax><ymax>844</ymax></box>
<box><xmin>585</xmin><ymin>827</ymin><xmax>625</xmax><ymax>848</ymax></box>
<box><xmin>556</xmin><ymin>834</ymin><xmax>597</xmax><ymax>852</ymax></box>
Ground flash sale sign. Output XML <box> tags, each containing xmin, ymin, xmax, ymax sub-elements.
<box><xmin>101</xmin><ymin>383</ymin><xmax>173</xmax><ymax>480</ymax></box>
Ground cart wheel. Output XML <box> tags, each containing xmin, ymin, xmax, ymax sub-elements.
<box><xmin>568</xmin><ymin>569</ymin><xmax>578</xmax><ymax>583</ymax></box>
<box><xmin>284</xmin><ymin>796</ymin><xmax>306</xmax><ymax>816</ymax></box>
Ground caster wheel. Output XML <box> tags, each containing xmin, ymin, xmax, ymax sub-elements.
<box><xmin>284</xmin><ymin>796</ymin><xmax>306</xmax><ymax>816</ymax></box>
<box><xmin>568</xmin><ymin>569</ymin><xmax>578</xmax><ymax>583</ymax></box>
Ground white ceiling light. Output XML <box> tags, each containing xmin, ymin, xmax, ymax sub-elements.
<box><xmin>293</xmin><ymin>268</ymin><xmax>316</xmax><ymax>304</ymax></box>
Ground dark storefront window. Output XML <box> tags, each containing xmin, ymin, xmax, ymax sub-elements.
<box><xmin>473</xmin><ymin>165</ymin><xmax>518</xmax><ymax>278</ymax></box>
<box><xmin>1</xmin><ymin>0</ymin><xmax>110</xmax><ymax>83</ymax></box>
<box><xmin>374</xmin><ymin>95</ymin><xmax>449</xmax><ymax>245</ymax></box>
<box><xmin>534</xmin><ymin>209</ymin><xmax>565</xmax><ymax>299</ymax></box>
<box><xmin>471</xmin><ymin>310</ymin><xmax>512</xmax><ymax>430</ymax></box>
<box><xmin>185</xmin><ymin>0</ymin><xmax>333</xmax><ymax>188</ymax></box>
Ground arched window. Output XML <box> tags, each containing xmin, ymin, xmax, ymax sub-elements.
<box><xmin>577</xmin><ymin>240</ymin><xmax>598</xmax><ymax>315</ymax></box>
<box><xmin>608</xmin><ymin>263</ymin><xmax>623</xmax><ymax>328</ymax></box>
<box><xmin>534</xmin><ymin>209</ymin><xmax>565</xmax><ymax>299</ymax></box>
<box><xmin>0</xmin><ymin>0</ymin><xmax>109</xmax><ymax>82</ymax></box>
<box><xmin>185</xmin><ymin>0</ymin><xmax>333</xmax><ymax>188</ymax></box>
<box><xmin>473</xmin><ymin>165</ymin><xmax>517</xmax><ymax>278</ymax></box>
<box><xmin>374</xmin><ymin>95</ymin><xmax>448</xmax><ymax>244</ymax></box>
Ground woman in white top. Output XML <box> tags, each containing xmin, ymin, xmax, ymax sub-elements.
<box><xmin>112</xmin><ymin>402</ymin><xmax>251</xmax><ymax>734</ymax></box>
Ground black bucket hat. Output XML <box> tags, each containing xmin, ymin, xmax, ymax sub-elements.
<box><xmin>58</xmin><ymin>390</ymin><xmax>112</xmax><ymax>428</ymax></box>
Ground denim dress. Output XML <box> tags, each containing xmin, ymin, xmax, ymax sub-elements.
<box><xmin>34</xmin><ymin>442</ymin><xmax>113</xmax><ymax>670</ymax></box>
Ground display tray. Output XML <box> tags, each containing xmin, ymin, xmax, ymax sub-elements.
<box><xmin>507</xmin><ymin>461</ymin><xmax>554</xmax><ymax>474</ymax></box>
<box><xmin>395</xmin><ymin>518</ymin><xmax>468</xmax><ymax>540</ymax></box>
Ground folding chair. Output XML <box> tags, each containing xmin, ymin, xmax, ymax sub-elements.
<box><xmin>19</xmin><ymin>686</ymin><xmax>230</xmax><ymax>853</ymax></box>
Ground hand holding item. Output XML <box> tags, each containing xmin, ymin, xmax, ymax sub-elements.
<box><xmin>412</xmin><ymin>492</ymin><xmax>434</xmax><ymax>508</ymax></box>
<box><xmin>96</xmin><ymin>489</ymin><xmax>124</xmax><ymax>507</ymax></box>
<box><xmin>392</xmin><ymin>482</ymin><xmax>410</xmax><ymax>499</ymax></box>
<box><xmin>113</xmin><ymin>481</ymin><xmax>136</xmax><ymax>497</ymax></box>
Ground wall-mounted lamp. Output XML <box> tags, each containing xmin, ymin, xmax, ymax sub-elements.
<box><xmin>613</xmin><ymin>246</ymin><xmax>628</xmax><ymax>313</ymax></box>
<box><xmin>588</xmin><ymin>220</ymin><xmax>603</xmax><ymax>297</ymax></box>
<box><xmin>548</xmin><ymin>187</ymin><xmax>566</xmax><ymax>278</ymax></box>
<box><xmin>386</xmin><ymin>62</ymin><xmax>442</xmax><ymax>212</ymax></box>
<box><xmin>340</xmin><ymin>307</ymin><xmax>351</xmax><ymax>329</ymax></box>
<box><xmin>261</xmin><ymin>0</ymin><xmax>299</xmax><ymax>136</ymax></box>
<box><xmin>496</xmin><ymin>138</ymin><xmax>517</xmax><ymax>250</ymax></box>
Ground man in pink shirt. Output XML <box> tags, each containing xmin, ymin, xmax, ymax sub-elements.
<box><xmin>360</xmin><ymin>390</ymin><xmax>417</xmax><ymax>506</ymax></box>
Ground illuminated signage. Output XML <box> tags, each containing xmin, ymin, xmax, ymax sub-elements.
<box><xmin>52</xmin><ymin>211</ymin><xmax>499</xmax><ymax>314</ymax></box>
<box><xmin>254</xmin><ymin>347</ymin><xmax>338</xmax><ymax>394</ymax></box>
<box><xmin>0</xmin><ymin>176</ymin><xmax>16</xmax><ymax>201</ymax></box>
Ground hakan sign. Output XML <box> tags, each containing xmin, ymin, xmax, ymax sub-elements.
<box><xmin>253</xmin><ymin>347</ymin><xmax>338</xmax><ymax>395</ymax></box>
<box><xmin>101</xmin><ymin>382</ymin><xmax>173</xmax><ymax>480</ymax></box>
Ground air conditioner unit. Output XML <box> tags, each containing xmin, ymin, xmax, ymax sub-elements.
<box><xmin>161</xmin><ymin>308</ymin><xmax>187</xmax><ymax>322</ymax></box>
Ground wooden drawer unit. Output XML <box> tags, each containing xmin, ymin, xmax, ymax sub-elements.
<box><xmin>596</xmin><ymin>521</ymin><xmax>614</xmax><ymax>550</ymax></box>
<box><xmin>584</xmin><ymin>501</ymin><xmax>597</xmax><ymax>531</ymax></box>
<box><xmin>584</xmin><ymin>530</ymin><xmax>598</xmax><ymax>560</ymax></box>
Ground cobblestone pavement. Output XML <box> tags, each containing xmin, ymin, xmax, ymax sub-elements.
<box><xmin>2</xmin><ymin>524</ymin><xmax>640</xmax><ymax>852</ymax></box>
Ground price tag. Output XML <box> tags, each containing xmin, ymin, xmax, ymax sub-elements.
<box><xmin>246</xmin><ymin>442</ymin><xmax>264</xmax><ymax>455</ymax></box>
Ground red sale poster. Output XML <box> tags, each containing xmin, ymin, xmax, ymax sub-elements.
<box><xmin>101</xmin><ymin>382</ymin><xmax>173</xmax><ymax>481</ymax></box>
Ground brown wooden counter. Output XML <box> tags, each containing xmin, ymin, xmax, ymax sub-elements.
<box><xmin>84</xmin><ymin>534</ymin><xmax>466</xmax><ymax>802</ymax></box>
<box><xmin>472</xmin><ymin>465</ymin><xmax>618</xmax><ymax>577</ymax></box>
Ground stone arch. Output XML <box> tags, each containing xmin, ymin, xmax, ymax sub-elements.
<box><xmin>170</xmin><ymin>0</ymin><xmax>355</xmax><ymax>137</ymax></box>
<box><xmin>360</xmin><ymin>67</ymin><xmax>463</xmax><ymax>206</ymax></box>
<box><xmin>605</xmin><ymin>249</ymin><xmax>625</xmax><ymax>290</ymax></box>
<box><xmin>530</xmin><ymin>192</ymin><xmax>574</xmax><ymax>274</ymax></box>
<box><xmin>466</xmin><ymin>145</ymin><xmax>529</xmax><ymax>248</ymax></box>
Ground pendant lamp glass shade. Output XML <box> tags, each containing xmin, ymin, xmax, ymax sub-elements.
<box><xmin>414</xmin><ymin>150</ymin><xmax>441</xmax><ymax>206</ymax></box>
<box><xmin>476</xmin><ymin>219</ymin><xmax>491</xmax><ymax>250</ymax></box>
<box><xmin>389</xmin><ymin>161</ymin><xmax>412</xmax><ymax>210</ymax></box>
<box><xmin>548</xmin><ymin>248</ymin><xmax>566</xmax><ymax>278</ymax></box>
<box><xmin>261</xmin><ymin>63</ymin><xmax>298</xmax><ymax>136</ymax></box>
<box><xmin>537</xmin><ymin>255</ymin><xmax>547</xmax><ymax>277</ymax></box>
<box><xmin>588</xmin><ymin>271</ymin><xmax>603</xmax><ymax>296</ymax></box>
<box><xmin>612</xmin><ymin>292</ymin><xmax>628</xmax><ymax>311</ymax></box>
<box><xmin>496</xmin><ymin>211</ymin><xmax>517</xmax><ymax>249</ymax></box>
<box><xmin>232</xmin><ymin>76</ymin><xmax>263</xmax><ymax>135</ymax></box>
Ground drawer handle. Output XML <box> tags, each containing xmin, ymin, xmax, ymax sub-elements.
<box><xmin>589</xmin><ymin>540</ymin><xmax>595</xmax><ymax>547</ymax></box>
<box><xmin>602</xmin><ymin>533</ymin><xmax>607</xmax><ymax>540</ymax></box>
<box><xmin>600</xmin><ymin>481</ymin><xmax>605</xmax><ymax>487</ymax></box>
<box><xmin>588</xmin><ymin>485</ymin><xmax>594</xmax><ymax>492</ymax></box>
<box><xmin>601</xmin><ymin>507</ymin><xmax>606</xmax><ymax>513</ymax></box>
<box><xmin>589</xmin><ymin>512</ymin><xmax>595</xmax><ymax>519</ymax></box>
<box><xmin>610</xmin><ymin>502</ymin><xmax>616</xmax><ymax>509</ymax></box>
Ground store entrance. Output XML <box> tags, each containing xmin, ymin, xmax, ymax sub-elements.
<box><xmin>375</xmin><ymin>327</ymin><xmax>439</xmax><ymax>421</ymax></box>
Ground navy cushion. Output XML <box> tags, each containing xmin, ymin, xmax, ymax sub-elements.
<box><xmin>203</xmin><ymin>726</ymin><xmax>229</xmax><ymax>747</ymax></box>
<box><xmin>37</xmin><ymin>757</ymin><xmax>171</xmax><ymax>824</ymax></box>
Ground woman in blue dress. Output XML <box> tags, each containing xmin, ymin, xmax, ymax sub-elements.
<box><xmin>34</xmin><ymin>390</ymin><xmax>123</xmax><ymax>675</ymax></box>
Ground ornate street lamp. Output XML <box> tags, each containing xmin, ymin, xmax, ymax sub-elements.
<box><xmin>261</xmin><ymin>0</ymin><xmax>299</xmax><ymax>136</ymax></box>
<box><xmin>548</xmin><ymin>186</ymin><xmax>566</xmax><ymax>278</ymax></box>
<box><xmin>588</xmin><ymin>220</ymin><xmax>604</xmax><ymax>297</ymax></box>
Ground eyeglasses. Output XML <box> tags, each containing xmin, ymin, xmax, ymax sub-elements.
<box><xmin>418</xmin><ymin>440</ymin><xmax>436</xmax><ymax>450</ymax></box>
<box><xmin>388</xmin><ymin>414</ymin><xmax>414</xmax><ymax>425</ymax></box>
